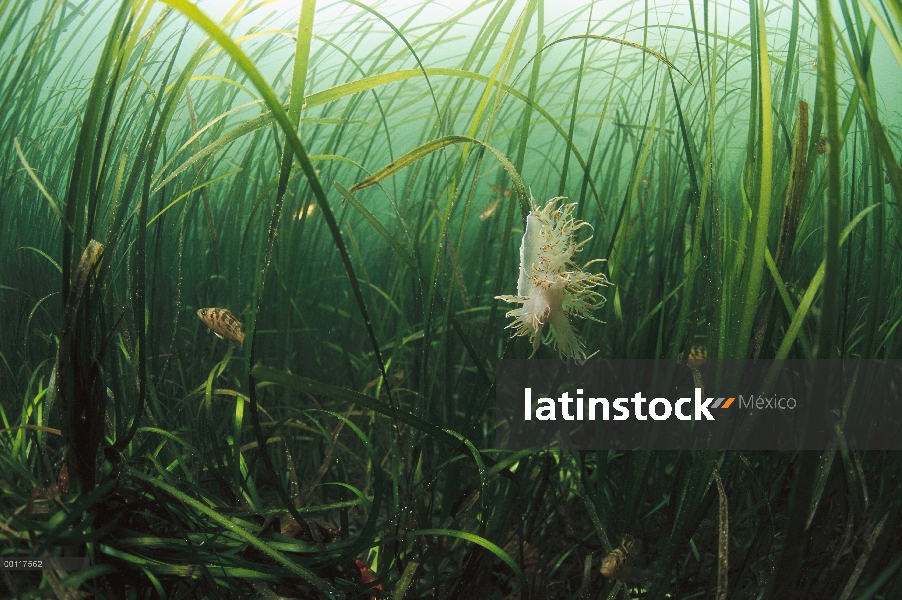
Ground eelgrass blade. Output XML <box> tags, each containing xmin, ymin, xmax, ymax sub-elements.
<box><xmin>57</xmin><ymin>240</ymin><xmax>104</xmax><ymax>490</ymax></box>
<box><xmin>815</xmin><ymin>0</ymin><xmax>842</xmax><ymax>359</ymax></box>
<box><xmin>736</xmin><ymin>0</ymin><xmax>775</xmax><ymax>360</ymax></box>
<box><xmin>126</xmin><ymin>466</ymin><xmax>338</xmax><ymax>594</ymax></box>
<box><xmin>714</xmin><ymin>469</ymin><xmax>729</xmax><ymax>600</ymax></box>
<box><xmin>243</xmin><ymin>0</ymin><xmax>317</xmax><ymax>534</ymax></box>
<box><xmin>349</xmin><ymin>134</ymin><xmax>528</xmax><ymax>214</ymax></box>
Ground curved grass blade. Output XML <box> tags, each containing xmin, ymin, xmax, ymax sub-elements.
<box><xmin>405</xmin><ymin>528</ymin><xmax>527</xmax><ymax>590</ymax></box>
<box><xmin>769</xmin><ymin>203</ymin><xmax>877</xmax><ymax>365</ymax></box>
<box><xmin>13</xmin><ymin>137</ymin><xmax>67</xmax><ymax>230</ymax></box>
<box><xmin>736</xmin><ymin>0</ymin><xmax>775</xmax><ymax>360</ymax></box>
<box><xmin>520</xmin><ymin>34</ymin><xmax>688</xmax><ymax>84</ymax></box>
<box><xmin>348</xmin><ymin>134</ymin><xmax>528</xmax><ymax>215</ymax></box>
<box><xmin>147</xmin><ymin>167</ymin><xmax>241</xmax><ymax>226</ymax></box>
<box><xmin>125</xmin><ymin>467</ymin><xmax>338</xmax><ymax>594</ymax></box>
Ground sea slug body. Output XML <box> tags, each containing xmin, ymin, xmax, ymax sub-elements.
<box><xmin>495</xmin><ymin>197</ymin><xmax>608</xmax><ymax>359</ymax></box>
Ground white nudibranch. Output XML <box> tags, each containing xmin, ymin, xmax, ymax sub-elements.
<box><xmin>495</xmin><ymin>197</ymin><xmax>609</xmax><ymax>359</ymax></box>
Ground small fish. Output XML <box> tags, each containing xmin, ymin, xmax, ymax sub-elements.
<box><xmin>480</xmin><ymin>199</ymin><xmax>500</xmax><ymax>221</ymax></box>
<box><xmin>601</xmin><ymin>534</ymin><xmax>637</xmax><ymax>581</ymax></box>
<box><xmin>817</xmin><ymin>136</ymin><xmax>830</xmax><ymax>155</ymax></box>
<box><xmin>812</xmin><ymin>59</ymin><xmax>818</xmax><ymax>69</ymax></box>
<box><xmin>197</xmin><ymin>308</ymin><xmax>245</xmax><ymax>347</ymax></box>
<box><xmin>677</xmin><ymin>344</ymin><xmax>707</xmax><ymax>368</ymax></box>
<box><xmin>487</xmin><ymin>183</ymin><xmax>512</xmax><ymax>198</ymax></box>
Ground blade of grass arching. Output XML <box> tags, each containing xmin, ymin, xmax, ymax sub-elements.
<box><xmin>297</xmin><ymin>66</ymin><xmax>607</xmax><ymax>204</ymax></box>
<box><xmin>13</xmin><ymin>137</ymin><xmax>67</xmax><ymax>229</ymax></box>
<box><xmin>343</xmin><ymin>0</ymin><xmax>445</xmax><ymax>129</ymax></box>
<box><xmin>521</xmin><ymin>34</ymin><xmax>686</xmax><ymax>83</ymax></box>
<box><xmin>125</xmin><ymin>466</ymin><xmax>338</xmax><ymax>594</ymax></box>
<box><xmin>304</xmin><ymin>35</ymin><xmax>397</xmax><ymax>193</ymax></box>
<box><xmin>349</xmin><ymin>135</ymin><xmax>527</xmax><ymax>212</ymax></box>
<box><xmin>494</xmin><ymin>30</ymin><xmax>689</xmax><ymax>209</ymax></box>
<box><xmin>293</xmin><ymin>407</ymin><xmax>352</xmax><ymax>509</ymax></box>
<box><xmin>146</xmin><ymin>168</ymin><xmax>242</xmax><ymax>226</ymax></box>
<box><xmin>626</xmin><ymin>282</ymin><xmax>685</xmax><ymax>349</ymax></box>
<box><xmin>151</xmin><ymin>108</ymin><xmax>270</xmax><ymax>194</ymax></box>
<box><xmin>404</xmin><ymin>529</ymin><xmax>527</xmax><ymax>590</ymax></box>
<box><xmin>736</xmin><ymin>0</ymin><xmax>775</xmax><ymax>360</ymax></box>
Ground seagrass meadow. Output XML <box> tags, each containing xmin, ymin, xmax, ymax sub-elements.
<box><xmin>2</xmin><ymin>0</ymin><xmax>902</xmax><ymax>597</ymax></box>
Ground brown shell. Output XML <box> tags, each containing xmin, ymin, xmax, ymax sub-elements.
<box><xmin>600</xmin><ymin>535</ymin><xmax>636</xmax><ymax>580</ymax></box>
<box><xmin>197</xmin><ymin>308</ymin><xmax>245</xmax><ymax>347</ymax></box>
